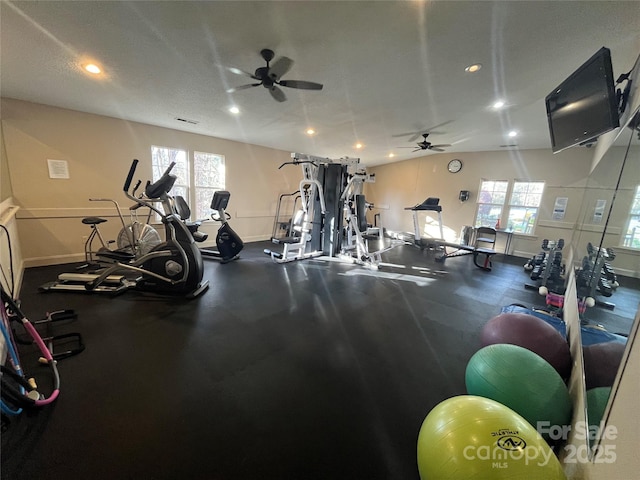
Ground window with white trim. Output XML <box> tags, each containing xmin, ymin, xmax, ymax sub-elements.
<box><xmin>151</xmin><ymin>146</ymin><xmax>225</xmax><ymax>220</ymax></box>
<box><xmin>506</xmin><ymin>181</ymin><xmax>545</xmax><ymax>234</ymax></box>
<box><xmin>623</xmin><ymin>185</ymin><xmax>640</xmax><ymax>249</ymax></box>
<box><xmin>475</xmin><ymin>180</ymin><xmax>544</xmax><ymax>234</ymax></box>
<box><xmin>475</xmin><ymin>180</ymin><xmax>509</xmax><ymax>228</ymax></box>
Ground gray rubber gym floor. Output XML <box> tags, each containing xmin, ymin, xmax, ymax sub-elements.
<box><xmin>2</xmin><ymin>241</ymin><xmax>638</xmax><ymax>479</ymax></box>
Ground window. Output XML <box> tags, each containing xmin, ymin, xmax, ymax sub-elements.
<box><xmin>151</xmin><ymin>146</ymin><xmax>225</xmax><ymax>220</ymax></box>
<box><xmin>506</xmin><ymin>181</ymin><xmax>544</xmax><ymax>234</ymax></box>
<box><xmin>623</xmin><ymin>186</ymin><xmax>640</xmax><ymax>249</ymax></box>
<box><xmin>474</xmin><ymin>180</ymin><xmax>544</xmax><ymax>234</ymax></box>
<box><xmin>193</xmin><ymin>151</ymin><xmax>225</xmax><ymax>220</ymax></box>
<box><xmin>475</xmin><ymin>180</ymin><xmax>509</xmax><ymax>228</ymax></box>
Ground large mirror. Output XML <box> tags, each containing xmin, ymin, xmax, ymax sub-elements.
<box><xmin>570</xmin><ymin>103</ymin><xmax>640</xmax><ymax>454</ymax></box>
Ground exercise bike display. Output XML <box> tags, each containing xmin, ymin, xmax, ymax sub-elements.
<box><xmin>199</xmin><ymin>191</ymin><xmax>244</xmax><ymax>263</ymax></box>
<box><xmin>40</xmin><ymin>159</ymin><xmax>209</xmax><ymax>298</ymax></box>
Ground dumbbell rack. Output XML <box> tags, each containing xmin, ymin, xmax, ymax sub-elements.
<box><xmin>524</xmin><ymin>239</ymin><xmax>565</xmax><ymax>295</ymax></box>
<box><xmin>576</xmin><ymin>243</ymin><xmax>618</xmax><ymax>310</ymax></box>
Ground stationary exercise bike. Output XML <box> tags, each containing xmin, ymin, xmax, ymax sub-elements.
<box><xmin>80</xmin><ymin>197</ymin><xmax>161</xmax><ymax>268</ymax></box>
<box><xmin>41</xmin><ymin>159</ymin><xmax>209</xmax><ymax>298</ymax></box>
<box><xmin>199</xmin><ymin>191</ymin><xmax>244</xmax><ymax>263</ymax></box>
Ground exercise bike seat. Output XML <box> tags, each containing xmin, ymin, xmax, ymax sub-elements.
<box><xmin>173</xmin><ymin>196</ymin><xmax>208</xmax><ymax>242</ymax></box>
<box><xmin>82</xmin><ymin>216</ymin><xmax>108</xmax><ymax>225</ymax></box>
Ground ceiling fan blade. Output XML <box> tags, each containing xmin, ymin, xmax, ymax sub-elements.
<box><xmin>226</xmin><ymin>66</ymin><xmax>259</xmax><ymax>80</ymax></box>
<box><xmin>430</xmin><ymin>144</ymin><xmax>451</xmax><ymax>148</ymax></box>
<box><xmin>429</xmin><ymin>147</ymin><xmax>445</xmax><ymax>152</ymax></box>
<box><xmin>269</xmin><ymin>86</ymin><xmax>287</xmax><ymax>102</ymax></box>
<box><xmin>268</xmin><ymin>56</ymin><xmax>294</xmax><ymax>81</ymax></box>
<box><xmin>396</xmin><ymin>146</ymin><xmax>417</xmax><ymax>148</ymax></box>
<box><xmin>394</xmin><ymin>120</ymin><xmax>454</xmax><ymax>142</ymax></box>
<box><xmin>279</xmin><ymin>80</ymin><xmax>323</xmax><ymax>90</ymax></box>
<box><xmin>226</xmin><ymin>83</ymin><xmax>261</xmax><ymax>93</ymax></box>
<box><xmin>408</xmin><ymin>132</ymin><xmax>427</xmax><ymax>142</ymax></box>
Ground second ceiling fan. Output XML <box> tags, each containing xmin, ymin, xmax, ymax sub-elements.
<box><xmin>226</xmin><ymin>49</ymin><xmax>323</xmax><ymax>102</ymax></box>
<box><xmin>398</xmin><ymin>133</ymin><xmax>451</xmax><ymax>152</ymax></box>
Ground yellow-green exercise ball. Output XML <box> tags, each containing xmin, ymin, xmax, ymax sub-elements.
<box><xmin>417</xmin><ymin>395</ymin><xmax>566</xmax><ymax>480</ymax></box>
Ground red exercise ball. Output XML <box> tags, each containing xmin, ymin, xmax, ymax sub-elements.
<box><xmin>480</xmin><ymin>312</ymin><xmax>572</xmax><ymax>379</ymax></box>
<box><xmin>583</xmin><ymin>341</ymin><xmax>626</xmax><ymax>389</ymax></box>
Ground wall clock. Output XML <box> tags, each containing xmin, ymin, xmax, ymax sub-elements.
<box><xmin>447</xmin><ymin>159</ymin><xmax>463</xmax><ymax>173</ymax></box>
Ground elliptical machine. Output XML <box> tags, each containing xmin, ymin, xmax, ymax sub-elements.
<box><xmin>40</xmin><ymin>159</ymin><xmax>209</xmax><ymax>298</ymax></box>
<box><xmin>200</xmin><ymin>191</ymin><xmax>244</xmax><ymax>263</ymax></box>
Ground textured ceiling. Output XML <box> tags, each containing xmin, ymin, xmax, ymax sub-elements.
<box><xmin>1</xmin><ymin>1</ymin><xmax>639</xmax><ymax>166</ymax></box>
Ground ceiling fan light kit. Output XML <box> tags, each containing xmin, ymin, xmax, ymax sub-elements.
<box><xmin>227</xmin><ymin>48</ymin><xmax>323</xmax><ymax>102</ymax></box>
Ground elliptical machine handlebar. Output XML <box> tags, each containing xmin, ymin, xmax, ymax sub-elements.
<box><xmin>123</xmin><ymin>159</ymin><xmax>177</xmax><ymax>218</ymax></box>
<box><xmin>124</xmin><ymin>159</ymin><xmax>177</xmax><ymax>199</ymax></box>
<box><xmin>124</xmin><ymin>159</ymin><xmax>139</xmax><ymax>193</ymax></box>
<box><xmin>145</xmin><ymin>161</ymin><xmax>177</xmax><ymax>199</ymax></box>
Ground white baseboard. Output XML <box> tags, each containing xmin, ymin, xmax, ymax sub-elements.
<box><xmin>24</xmin><ymin>254</ymin><xmax>85</xmax><ymax>268</ymax></box>
<box><xmin>24</xmin><ymin>236</ymin><xmax>272</xmax><ymax>268</ymax></box>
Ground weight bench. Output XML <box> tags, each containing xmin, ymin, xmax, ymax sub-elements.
<box><xmin>435</xmin><ymin>227</ymin><xmax>497</xmax><ymax>271</ymax></box>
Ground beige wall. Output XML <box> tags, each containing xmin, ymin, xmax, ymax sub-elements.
<box><xmin>1</xmin><ymin>98</ymin><xmax>301</xmax><ymax>266</ymax></box>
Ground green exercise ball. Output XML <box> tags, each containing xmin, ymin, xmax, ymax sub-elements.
<box><xmin>465</xmin><ymin>344</ymin><xmax>572</xmax><ymax>434</ymax></box>
<box><xmin>586</xmin><ymin>387</ymin><xmax>612</xmax><ymax>432</ymax></box>
<box><xmin>417</xmin><ymin>395</ymin><xmax>567</xmax><ymax>479</ymax></box>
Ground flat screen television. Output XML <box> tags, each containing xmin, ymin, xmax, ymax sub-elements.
<box><xmin>545</xmin><ymin>47</ymin><xmax>620</xmax><ymax>153</ymax></box>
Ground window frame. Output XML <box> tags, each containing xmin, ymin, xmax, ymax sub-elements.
<box><xmin>474</xmin><ymin>179</ymin><xmax>545</xmax><ymax>234</ymax></box>
<box><xmin>622</xmin><ymin>185</ymin><xmax>640</xmax><ymax>249</ymax></box>
<box><xmin>474</xmin><ymin>179</ymin><xmax>510</xmax><ymax>229</ymax></box>
<box><xmin>150</xmin><ymin>145</ymin><xmax>225</xmax><ymax>221</ymax></box>
<box><xmin>505</xmin><ymin>180</ymin><xmax>545</xmax><ymax>234</ymax></box>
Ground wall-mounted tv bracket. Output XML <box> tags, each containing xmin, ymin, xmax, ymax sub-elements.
<box><xmin>615</xmin><ymin>71</ymin><xmax>632</xmax><ymax>116</ymax></box>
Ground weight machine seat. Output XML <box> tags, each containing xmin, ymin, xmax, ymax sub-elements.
<box><xmin>82</xmin><ymin>216</ymin><xmax>107</xmax><ymax>225</ymax></box>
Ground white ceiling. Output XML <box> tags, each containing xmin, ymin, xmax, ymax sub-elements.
<box><xmin>2</xmin><ymin>1</ymin><xmax>639</xmax><ymax>167</ymax></box>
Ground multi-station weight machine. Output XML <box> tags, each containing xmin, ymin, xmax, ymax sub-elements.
<box><xmin>264</xmin><ymin>153</ymin><xmax>399</xmax><ymax>268</ymax></box>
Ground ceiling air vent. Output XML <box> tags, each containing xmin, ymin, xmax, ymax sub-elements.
<box><xmin>175</xmin><ymin>117</ymin><xmax>199</xmax><ymax>125</ymax></box>
<box><xmin>500</xmin><ymin>144</ymin><xmax>518</xmax><ymax>148</ymax></box>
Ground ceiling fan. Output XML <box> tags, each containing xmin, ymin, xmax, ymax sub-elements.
<box><xmin>398</xmin><ymin>133</ymin><xmax>451</xmax><ymax>152</ymax></box>
<box><xmin>226</xmin><ymin>49</ymin><xmax>323</xmax><ymax>102</ymax></box>
<box><xmin>392</xmin><ymin>121</ymin><xmax>453</xmax><ymax>142</ymax></box>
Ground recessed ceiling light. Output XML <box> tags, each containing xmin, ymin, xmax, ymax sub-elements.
<box><xmin>355</xmin><ymin>143</ymin><xmax>363</xmax><ymax>149</ymax></box>
<box><xmin>465</xmin><ymin>63</ymin><xmax>482</xmax><ymax>73</ymax></box>
<box><xmin>493</xmin><ymin>100</ymin><xmax>505</xmax><ymax>109</ymax></box>
<box><xmin>84</xmin><ymin>63</ymin><xmax>101</xmax><ymax>74</ymax></box>
<box><xmin>306</xmin><ymin>128</ymin><xmax>316</xmax><ymax>135</ymax></box>
<box><xmin>388</xmin><ymin>153</ymin><xmax>395</xmax><ymax>158</ymax></box>
<box><xmin>508</xmin><ymin>130</ymin><xmax>518</xmax><ymax>137</ymax></box>
<box><xmin>229</xmin><ymin>106</ymin><xmax>240</xmax><ymax>114</ymax></box>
